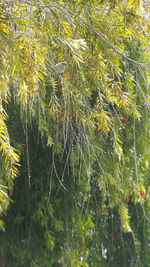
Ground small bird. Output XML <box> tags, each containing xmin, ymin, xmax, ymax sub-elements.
<box><xmin>54</xmin><ymin>61</ymin><xmax>67</xmax><ymax>74</ymax></box>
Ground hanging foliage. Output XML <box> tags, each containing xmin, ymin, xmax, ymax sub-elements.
<box><xmin>0</xmin><ymin>0</ymin><xmax>150</xmax><ymax>266</ymax></box>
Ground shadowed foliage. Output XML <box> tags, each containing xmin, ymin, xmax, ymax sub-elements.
<box><xmin>0</xmin><ymin>0</ymin><xmax>150</xmax><ymax>266</ymax></box>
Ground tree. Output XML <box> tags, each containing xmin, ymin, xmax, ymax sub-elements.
<box><xmin>0</xmin><ymin>0</ymin><xmax>150</xmax><ymax>266</ymax></box>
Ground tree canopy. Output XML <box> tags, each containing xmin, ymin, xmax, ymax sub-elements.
<box><xmin>0</xmin><ymin>0</ymin><xmax>150</xmax><ymax>266</ymax></box>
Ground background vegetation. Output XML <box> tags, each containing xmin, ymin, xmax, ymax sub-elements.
<box><xmin>0</xmin><ymin>0</ymin><xmax>150</xmax><ymax>266</ymax></box>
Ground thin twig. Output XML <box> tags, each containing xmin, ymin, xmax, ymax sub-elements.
<box><xmin>9</xmin><ymin>0</ymin><xmax>150</xmax><ymax>67</ymax></box>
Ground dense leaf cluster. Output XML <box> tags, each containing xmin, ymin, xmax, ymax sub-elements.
<box><xmin>0</xmin><ymin>0</ymin><xmax>150</xmax><ymax>266</ymax></box>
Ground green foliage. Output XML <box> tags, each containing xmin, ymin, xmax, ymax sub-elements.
<box><xmin>0</xmin><ymin>0</ymin><xmax>150</xmax><ymax>266</ymax></box>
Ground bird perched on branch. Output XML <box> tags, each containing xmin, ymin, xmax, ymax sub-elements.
<box><xmin>54</xmin><ymin>61</ymin><xmax>67</xmax><ymax>74</ymax></box>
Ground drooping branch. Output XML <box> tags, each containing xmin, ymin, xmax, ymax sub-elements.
<box><xmin>53</xmin><ymin>0</ymin><xmax>149</xmax><ymax>67</ymax></box>
<box><xmin>19</xmin><ymin>0</ymin><xmax>148</xmax><ymax>67</ymax></box>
